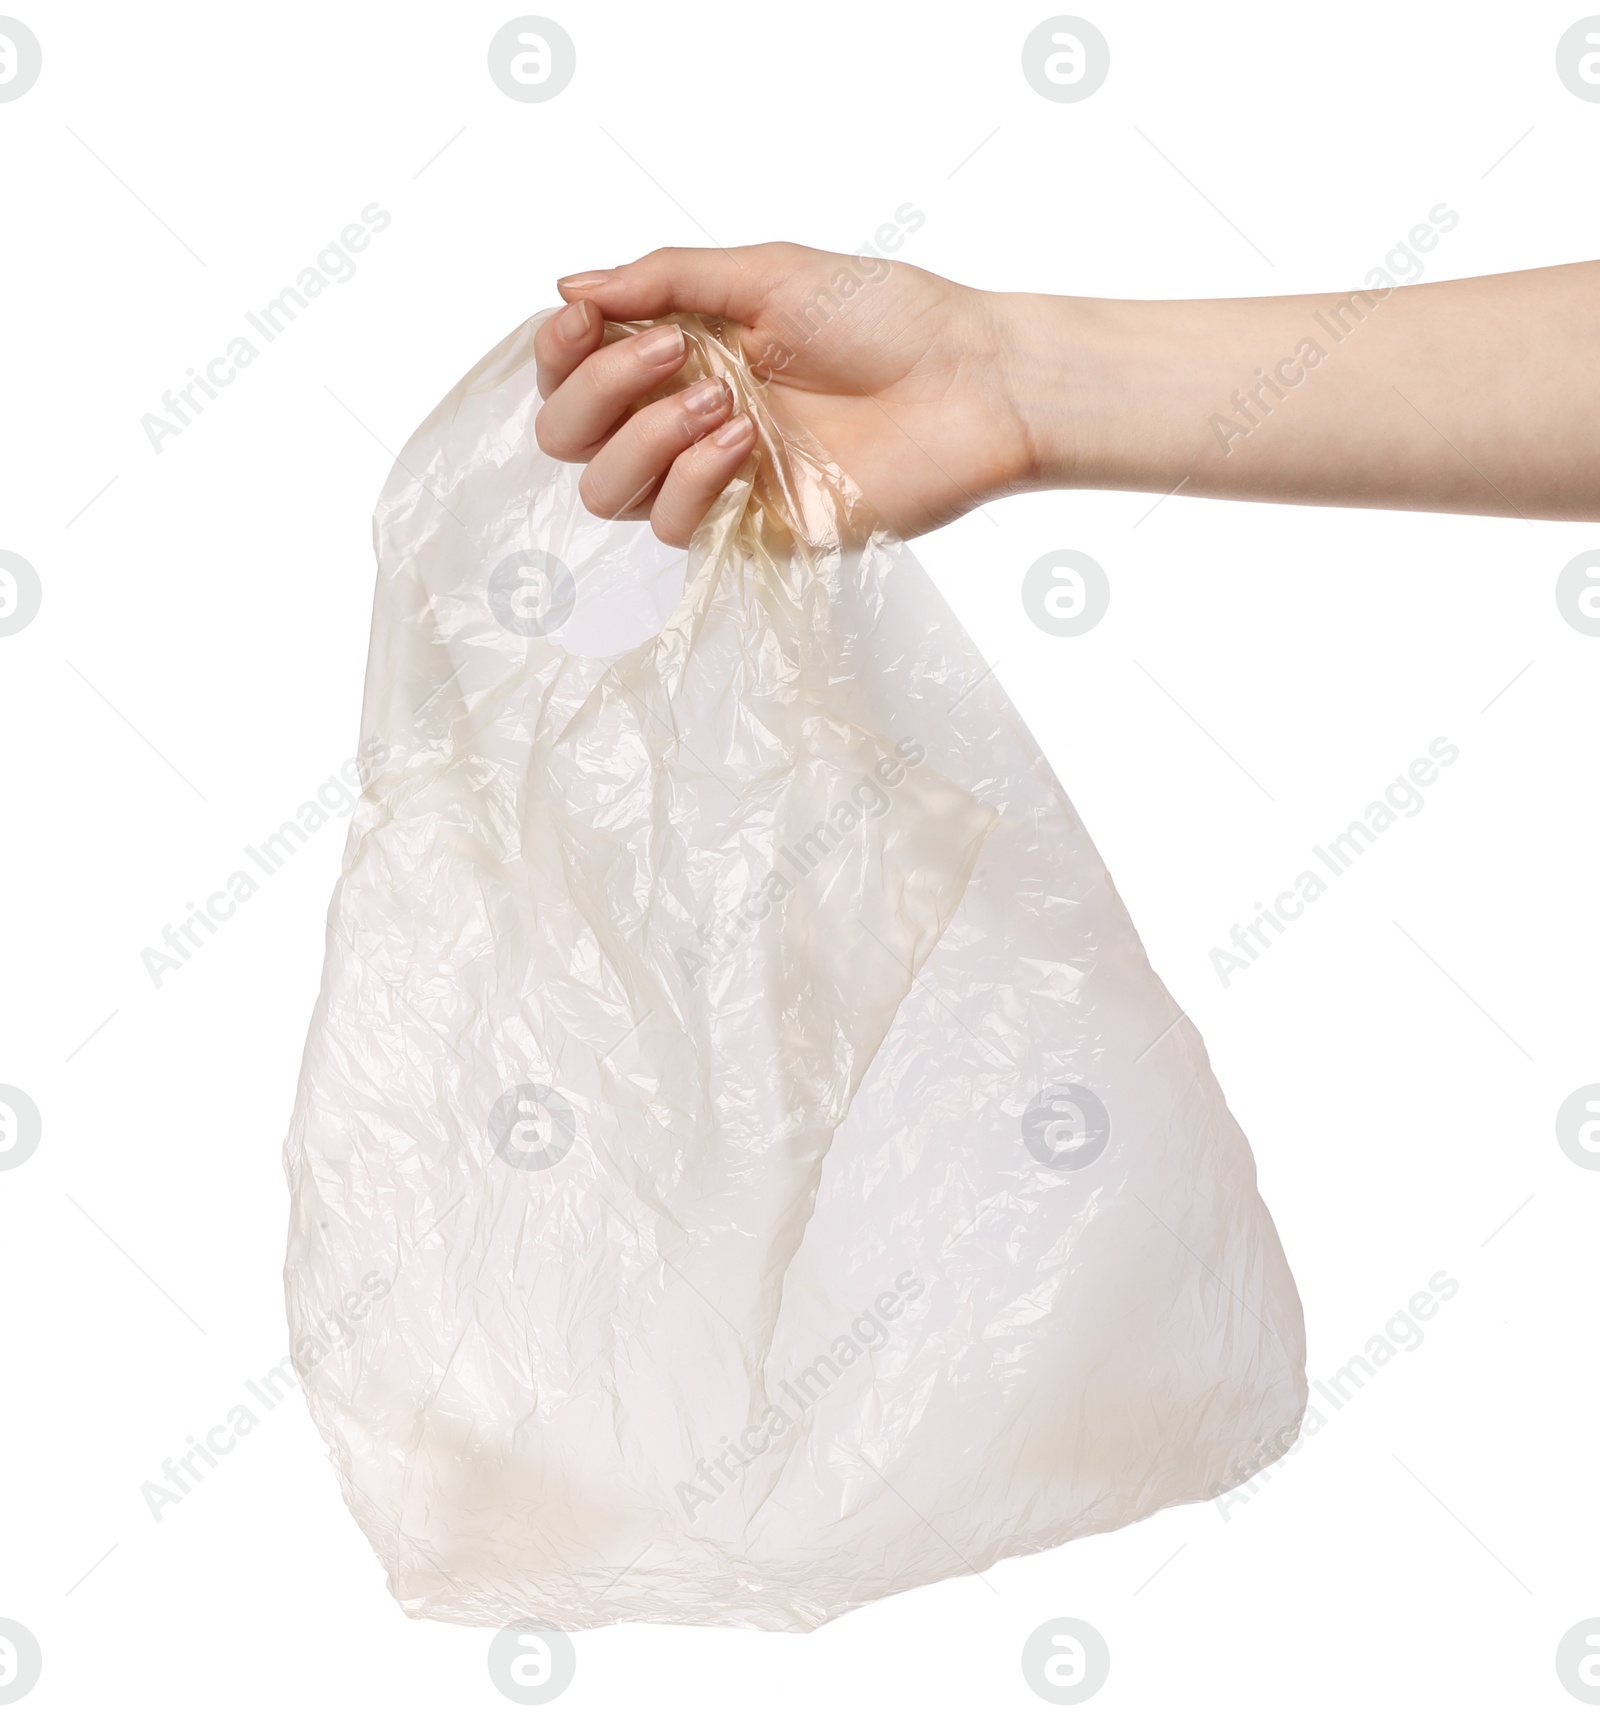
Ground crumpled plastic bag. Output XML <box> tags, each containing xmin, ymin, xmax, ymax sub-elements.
<box><xmin>283</xmin><ymin>309</ymin><xmax>1307</xmax><ymax>1632</ymax></box>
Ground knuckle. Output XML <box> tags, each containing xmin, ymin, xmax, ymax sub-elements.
<box><xmin>625</xmin><ymin>396</ymin><xmax>691</xmax><ymax>455</ymax></box>
<box><xmin>667</xmin><ymin>404</ymin><xmax>712</xmax><ymax>449</ymax></box>
<box><xmin>690</xmin><ymin>433</ymin><xmax>737</xmax><ymax>473</ymax></box>
<box><xmin>754</xmin><ymin>240</ymin><xmax>804</xmax><ymax>276</ymax></box>
<box><xmin>607</xmin><ymin>340</ymin><xmax>649</xmax><ymax>379</ymax></box>
<box><xmin>577</xmin><ymin>469</ymin><xmax>612</xmax><ymax>518</ymax></box>
<box><xmin>598</xmin><ymin>339</ymin><xmax>655</xmax><ymax>390</ymax></box>
<box><xmin>534</xmin><ymin>408</ymin><xmax>575</xmax><ymax>461</ymax></box>
<box><xmin>633</xmin><ymin>247</ymin><xmax>676</xmax><ymax>291</ymax></box>
<box><xmin>651</xmin><ymin>513</ymin><xmax>692</xmax><ymax>549</ymax></box>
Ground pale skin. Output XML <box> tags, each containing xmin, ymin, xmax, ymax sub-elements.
<box><xmin>533</xmin><ymin>243</ymin><xmax>1600</xmax><ymax>548</ymax></box>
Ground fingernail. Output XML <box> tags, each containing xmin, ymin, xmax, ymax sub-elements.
<box><xmin>557</xmin><ymin>269</ymin><xmax>614</xmax><ymax>291</ymax></box>
<box><xmin>556</xmin><ymin>299</ymin><xmax>591</xmax><ymax>339</ymax></box>
<box><xmin>636</xmin><ymin>324</ymin><xmax>686</xmax><ymax>363</ymax></box>
<box><xmin>683</xmin><ymin>379</ymin><xmax>728</xmax><ymax>415</ymax></box>
<box><xmin>712</xmin><ymin>413</ymin><xmax>754</xmax><ymax>448</ymax></box>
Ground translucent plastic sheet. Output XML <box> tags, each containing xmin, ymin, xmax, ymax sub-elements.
<box><xmin>283</xmin><ymin>311</ymin><xmax>1307</xmax><ymax>1631</ymax></box>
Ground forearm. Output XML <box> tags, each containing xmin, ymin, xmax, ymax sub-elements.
<box><xmin>997</xmin><ymin>262</ymin><xmax>1600</xmax><ymax>520</ymax></box>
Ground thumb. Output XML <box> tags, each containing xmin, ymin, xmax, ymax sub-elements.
<box><xmin>556</xmin><ymin>243</ymin><xmax>796</xmax><ymax>325</ymax></box>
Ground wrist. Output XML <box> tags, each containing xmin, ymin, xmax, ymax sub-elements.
<box><xmin>996</xmin><ymin>291</ymin><xmax>1110</xmax><ymax>492</ymax></box>
<box><xmin>987</xmin><ymin>289</ymin><xmax>1099</xmax><ymax>491</ymax></box>
<box><xmin>988</xmin><ymin>289</ymin><xmax>1184</xmax><ymax>496</ymax></box>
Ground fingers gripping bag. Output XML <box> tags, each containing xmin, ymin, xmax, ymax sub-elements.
<box><xmin>283</xmin><ymin>309</ymin><xmax>1307</xmax><ymax>1631</ymax></box>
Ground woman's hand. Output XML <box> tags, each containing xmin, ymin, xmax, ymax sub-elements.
<box><xmin>537</xmin><ymin>243</ymin><xmax>1600</xmax><ymax>546</ymax></box>
<box><xmin>533</xmin><ymin>242</ymin><xmax>1038</xmax><ymax>547</ymax></box>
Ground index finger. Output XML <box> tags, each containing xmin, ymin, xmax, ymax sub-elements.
<box><xmin>533</xmin><ymin>296</ymin><xmax>606</xmax><ymax>400</ymax></box>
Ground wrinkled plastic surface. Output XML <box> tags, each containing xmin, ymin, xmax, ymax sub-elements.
<box><xmin>283</xmin><ymin>312</ymin><xmax>1307</xmax><ymax>1631</ymax></box>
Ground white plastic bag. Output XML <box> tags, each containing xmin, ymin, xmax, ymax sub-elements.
<box><xmin>283</xmin><ymin>312</ymin><xmax>1306</xmax><ymax>1630</ymax></box>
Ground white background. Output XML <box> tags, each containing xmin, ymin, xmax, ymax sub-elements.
<box><xmin>2</xmin><ymin>0</ymin><xmax>1597</xmax><ymax>1716</ymax></box>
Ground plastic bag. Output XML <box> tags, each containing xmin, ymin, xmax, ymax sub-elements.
<box><xmin>283</xmin><ymin>310</ymin><xmax>1307</xmax><ymax>1631</ymax></box>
